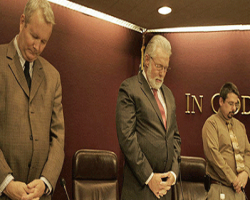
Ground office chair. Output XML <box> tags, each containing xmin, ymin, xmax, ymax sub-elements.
<box><xmin>72</xmin><ymin>149</ymin><xmax>118</xmax><ymax>200</ymax></box>
<box><xmin>173</xmin><ymin>156</ymin><xmax>207</xmax><ymax>200</ymax></box>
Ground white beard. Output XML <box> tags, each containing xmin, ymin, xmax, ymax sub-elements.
<box><xmin>146</xmin><ymin>64</ymin><xmax>163</xmax><ymax>89</ymax></box>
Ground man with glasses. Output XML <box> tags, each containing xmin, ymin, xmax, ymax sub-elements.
<box><xmin>202</xmin><ymin>82</ymin><xmax>250</xmax><ymax>200</ymax></box>
<box><xmin>116</xmin><ymin>35</ymin><xmax>181</xmax><ymax>200</ymax></box>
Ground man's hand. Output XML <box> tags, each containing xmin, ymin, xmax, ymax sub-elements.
<box><xmin>148</xmin><ymin>173</ymin><xmax>170</xmax><ymax>199</ymax></box>
<box><xmin>233</xmin><ymin>171</ymin><xmax>248</xmax><ymax>193</ymax></box>
<box><xmin>3</xmin><ymin>180</ymin><xmax>33</xmax><ymax>200</ymax></box>
<box><xmin>158</xmin><ymin>172</ymin><xmax>175</xmax><ymax>197</ymax></box>
<box><xmin>21</xmin><ymin>179</ymin><xmax>45</xmax><ymax>200</ymax></box>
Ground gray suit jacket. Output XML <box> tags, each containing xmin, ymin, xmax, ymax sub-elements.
<box><xmin>0</xmin><ymin>39</ymin><xmax>65</xmax><ymax>200</ymax></box>
<box><xmin>116</xmin><ymin>72</ymin><xmax>181</xmax><ymax>200</ymax></box>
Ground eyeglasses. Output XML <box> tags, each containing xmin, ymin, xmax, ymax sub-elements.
<box><xmin>150</xmin><ymin>56</ymin><xmax>171</xmax><ymax>72</ymax></box>
<box><xmin>226</xmin><ymin>101</ymin><xmax>239</xmax><ymax>108</ymax></box>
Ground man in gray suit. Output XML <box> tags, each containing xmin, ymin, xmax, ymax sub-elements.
<box><xmin>0</xmin><ymin>0</ymin><xmax>64</xmax><ymax>199</ymax></box>
<box><xmin>116</xmin><ymin>35</ymin><xmax>181</xmax><ymax>200</ymax></box>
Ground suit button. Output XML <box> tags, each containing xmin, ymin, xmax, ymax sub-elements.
<box><xmin>30</xmin><ymin>135</ymin><xmax>33</xmax><ymax>140</ymax></box>
<box><xmin>28</xmin><ymin>163</ymin><xmax>31</xmax><ymax>168</ymax></box>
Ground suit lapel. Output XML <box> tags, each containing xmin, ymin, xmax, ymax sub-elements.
<box><xmin>161</xmin><ymin>87</ymin><xmax>171</xmax><ymax>132</ymax></box>
<box><xmin>30</xmin><ymin>59</ymin><xmax>45</xmax><ymax>102</ymax></box>
<box><xmin>7</xmin><ymin>40</ymin><xmax>30</xmax><ymax>97</ymax></box>
<box><xmin>138</xmin><ymin>72</ymin><xmax>166</xmax><ymax>130</ymax></box>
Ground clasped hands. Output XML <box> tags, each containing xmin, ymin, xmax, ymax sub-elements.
<box><xmin>148</xmin><ymin>172</ymin><xmax>174</xmax><ymax>199</ymax></box>
<box><xmin>3</xmin><ymin>179</ymin><xmax>45</xmax><ymax>200</ymax></box>
<box><xmin>232</xmin><ymin>171</ymin><xmax>248</xmax><ymax>194</ymax></box>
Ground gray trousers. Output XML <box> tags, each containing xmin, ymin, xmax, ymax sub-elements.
<box><xmin>208</xmin><ymin>184</ymin><xmax>245</xmax><ymax>200</ymax></box>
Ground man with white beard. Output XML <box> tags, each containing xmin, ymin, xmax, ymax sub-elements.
<box><xmin>116</xmin><ymin>35</ymin><xmax>181</xmax><ymax>200</ymax></box>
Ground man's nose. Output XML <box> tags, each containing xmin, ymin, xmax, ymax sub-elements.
<box><xmin>33</xmin><ymin>39</ymin><xmax>40</xmax><ymax>50</ymax></box>
<box><xmin>159</xmin><ymin>70</ymin><xmax>164</xmax><ymax>77</ymax></box>
<box><xmin>232</xmin><ymin>105</ymin><xmax>237</xmax><ymax>113</ymax></box>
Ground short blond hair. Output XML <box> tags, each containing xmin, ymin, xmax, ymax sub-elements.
<box><xmin>24</xmin><ymin>0</ymin><xmax>55</xmax><ymax>25</ymax></box>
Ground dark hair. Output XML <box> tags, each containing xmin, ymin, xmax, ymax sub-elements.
<box><xmin>219</xmin><ymin>82</ymin><xmax>239</xmax><ymax>101</ymax></box>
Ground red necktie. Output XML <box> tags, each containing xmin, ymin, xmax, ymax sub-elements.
<box><xmin>153</xmin><ymin>89</ymin><xmax>166</xmax><ymax>129</ymax></box>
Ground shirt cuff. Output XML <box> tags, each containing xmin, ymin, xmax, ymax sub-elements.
<box><xmin>0</xmin><ymin>174</ymin><xmax>14</xmax><ymax>196</ymax></box>
<box><xmin>145</xmin><ymin>171</ymin><xmax>177</xmax><ymax>185</ymax></box>
<box><xmin>145</xmin><ymin>172</ymin><xmax>154</xmax><ymax>185</ymax></box>
<box><xmin>170</xmin><ymin>171</ymin><xmax>176</xmax><ymax>185</ymax></box>
<box><xmin>40</xmin><ymin>177</ymin><xmax>52</xmax><ymax>195</ymax></box>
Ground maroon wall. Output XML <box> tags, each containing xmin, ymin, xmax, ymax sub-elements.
<box><xmin>1</xmin><ymin>0</ymin><xmax>250</xmax><ymax>199</ymax></box>
<box><xmin>164</xmin><ymin>31</ymin><xmax>250</xmax><ymax>157</ymax></box>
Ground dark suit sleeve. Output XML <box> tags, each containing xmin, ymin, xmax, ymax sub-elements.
<box><xmin>163</xmin><ymin>87</ymin><xmax>181</xmax><ymax>179</ymax></box>
<box><xmin>170</xmin><ymin>118</ymin><xmax>181</xmax><ymax>177</ymax></box>
<box><xmin>116</xmin><ymin>80</ymin><xmax>153</xmax><ymax>185</ymax></box>
<box><xmin>41</xmin><ymin>74</ymin><xmax>65</xmax><ymax>190</ymax></box>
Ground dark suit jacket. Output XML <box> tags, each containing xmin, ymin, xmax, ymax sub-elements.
<box><xmin>116</xmin><ymin>72</ymin><xmax>181</xmax><ymax>200</ymax></box>
<box><xmin>0</xmin><ymin>39</ymin><xmax>65</xmax><ymax>200</ymax></box>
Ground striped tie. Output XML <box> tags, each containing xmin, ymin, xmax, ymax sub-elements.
<box><xmin>227</xmin><ymin>121</ymin><xmax>245</xmax><ymax>173</ymax></box>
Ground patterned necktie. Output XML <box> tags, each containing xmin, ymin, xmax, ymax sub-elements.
<box><xmin>153</xmin><ymin>89</ymin><xmax>166</xmax><ymax>129</ymax></box>
<box><xmin>24</xmin><ymin>61</ymin><xmax>31</xmax><ymax>89</ymax></box>
<box><xmin>226</xmin><ymin>121</ymin><xmax>245</xmax><ymax>173</ymax></box>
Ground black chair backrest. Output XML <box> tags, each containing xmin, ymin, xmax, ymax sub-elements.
<box><xmin>173</xmin><ymin>156</ymin><xmax>207</xmax><ymax>200</ymax></box>
<box><xmin>72</xmin><ymin>149</ymin><xmax>118</xmax><ymax>200</ymax></box>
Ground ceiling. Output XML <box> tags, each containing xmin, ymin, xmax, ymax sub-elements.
<box><xmin>69</xmin><ymin>0</ymin><xmax>250</xmax><ymax>29</ymax></box>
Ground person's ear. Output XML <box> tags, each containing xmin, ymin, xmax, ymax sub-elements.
<box><xmin>144</xmin><ymin>54</ymin><xmax>150</xmax><ymax>68</ymax></box>
<box><xmin>219</xmin><ymin>97</ymin><xmax>224</xmax><ymax>107</ymax></box>
<box><xmin>19</xmin><ymin>14</ymin><xmax>26</xmax><ymax>32</ymax></box>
